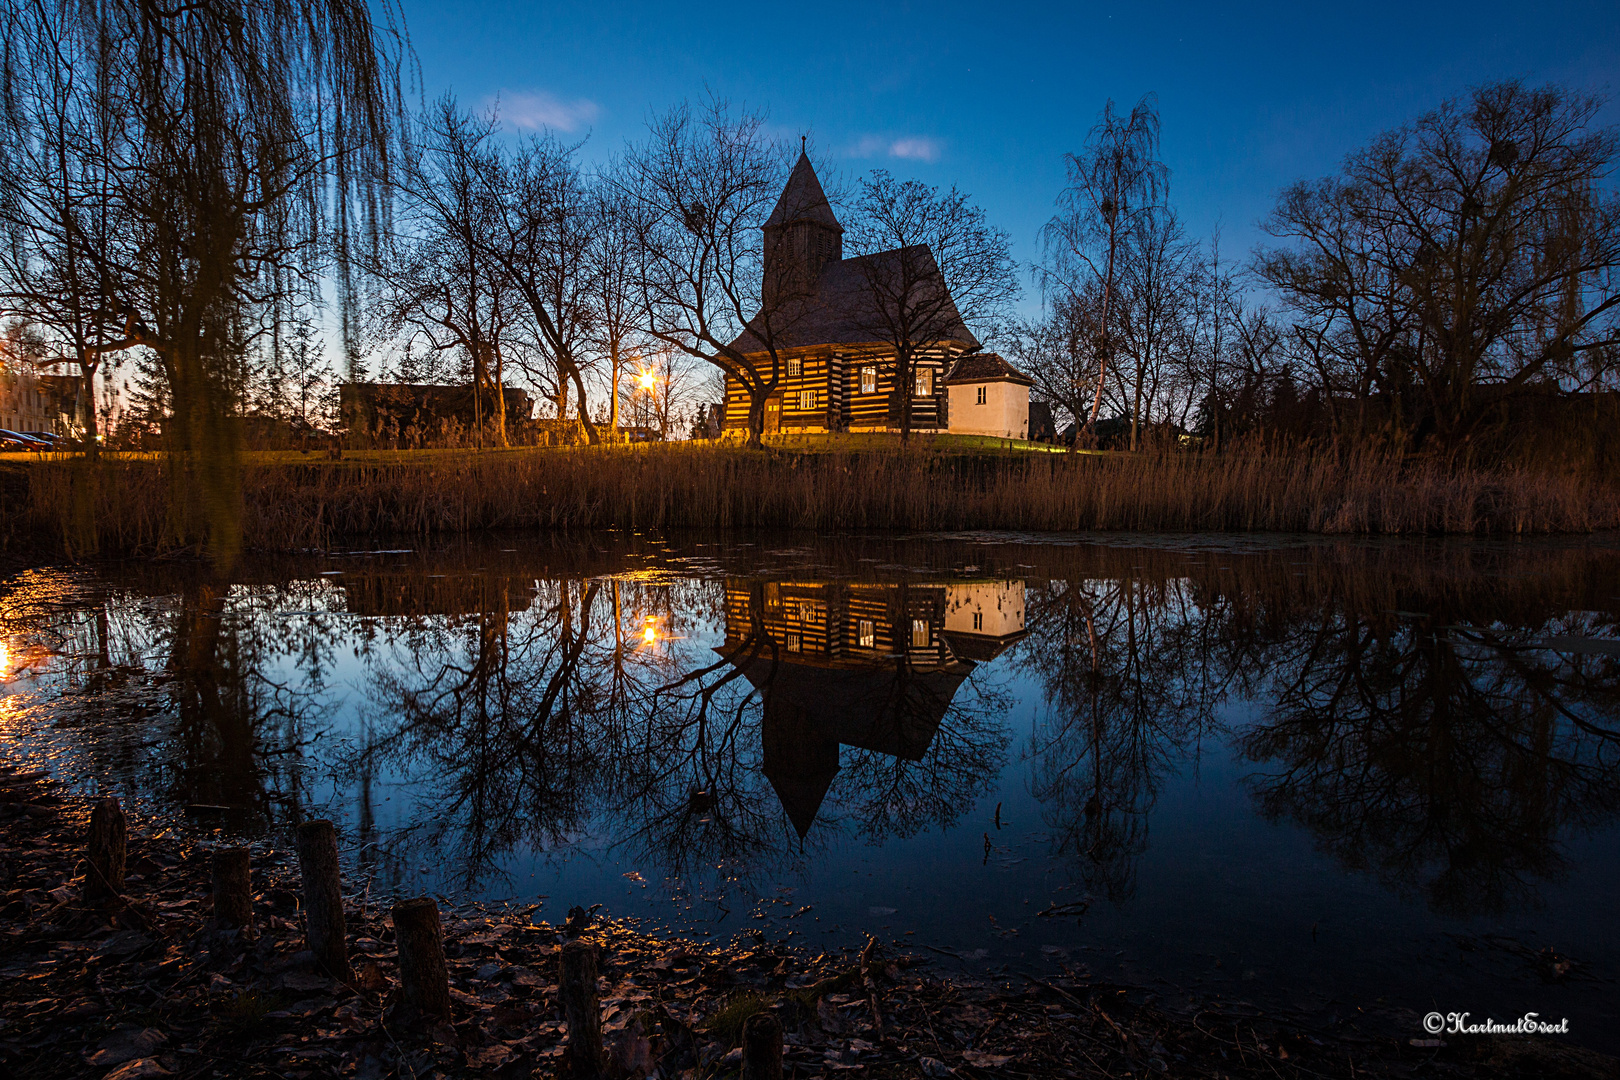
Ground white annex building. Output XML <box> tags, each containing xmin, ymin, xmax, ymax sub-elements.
<box><xmin>943</xmin><ymin>353</ymin><xmax>1033</xmax><ymax>439</ymax></box>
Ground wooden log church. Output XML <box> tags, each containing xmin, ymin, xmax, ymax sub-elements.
<box><xmin>721</xmin><ymin>151</ymin><xmax>1031</xmax><ymax>438</ymax></box>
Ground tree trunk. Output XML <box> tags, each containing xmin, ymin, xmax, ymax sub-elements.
<box><xmin>80</xmin><ymin>362</ymin><xmax>99</xmax><ymax>459</ymax></box>
<box><xmin>609</xmin><ymin>345</ymin><xmax>620</xmax><ymax>437</ymax></box>
<box><xmin>1130</xmin><ymin>359</ymin><xmax>1145</xmax><ymax>452</ymax></box>
<box><xmin>746</xmin><ymin>383</ymin><xmax>767</xmax><ymax>449</ymax></box>
<box><xmin>559</xmin><ymin>939</ymin><xmax>606</xmax><ymax>1079</ymax></box>
<box><xmin>83</xmin><ymin>796</ymin><xmax>126</xmax><ymax>905</ymax></box>
<box><xmin>568</xmin><ymin>365</ymin><xmax>600</xmax><ymax>445</ymax></box>
<box><xmin>493</xmin><ymin>345</ymin><xmax>509</xmax><ymax>447</ymax></box>
<box><xmin>392</xmin><ymin>897</ymin><xmax>452</xmax><ymax>1019</ymax></box>
<box><xmin>896</xmin><ymin>352</ymin><xmax>913</xmax><ymax>444</ymax></box>
<box><xmin>294</xmin><ymin>820</ymin><xmax>351</xmax><ymax>981</ymax></box>
<box><xmin>211</xmin><ymin>846</ymin><xmax>252</xmax><ymax>929</ymax></box>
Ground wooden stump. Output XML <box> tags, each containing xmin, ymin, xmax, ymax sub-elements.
<box><xmin>294</xmin><ymin>820</ymin><xmax>351</xmax><ymax>981</ymax></box>
<box><xmin>559</xmin><ymin>939</ymin><xmax>606</xmax><ymax>1079</ymax></box>
<box><xmin>83</xmin><ymin>797</ymin><xmax>126</xmax><ymax>906</ymax></box>
<box><xmin>391</xmin><ymin>897</ymin><xmax>451</xmax><ymax>1019</ymax></box>
<box><xmin>211</xmin><ymin>846</ymin><xmax>252</xmax><ymax>929</ymax></box>
<box><xmin>741</xmin><ymin>1011</ymin><xmax>783</xmax><ymax>1080</ymax></box>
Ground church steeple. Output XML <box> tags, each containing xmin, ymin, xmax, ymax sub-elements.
<box><xmin>763</xmin><ymin>148</ymin><xmax>843</xmax><ymax>302</ymax></box>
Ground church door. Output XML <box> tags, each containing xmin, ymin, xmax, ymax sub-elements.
<box><xmin>764</xmin><ymin>395</ymin><xmax>781</xmax><ymax>435</ymax></box>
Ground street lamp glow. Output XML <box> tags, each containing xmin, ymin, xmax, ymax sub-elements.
<box><xmin>637</xmin><ymin>369</ymin><xmax>656</xmax><ymax>391</ymax></box>
<box><xmin>642</xmin><ymin>615</ymin><xmax>657</xmax><ymax>644</ymax></box>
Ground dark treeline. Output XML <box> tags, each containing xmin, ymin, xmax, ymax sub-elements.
<box><xmin>1021</xmin><ymin>86</ymin><xmax>1620</xmax><ymax>461</ymax></box>
<box><xmin>8</xmin><ymin>536</ymin><xmax>1617</xmax><ymax>916</ymax></box>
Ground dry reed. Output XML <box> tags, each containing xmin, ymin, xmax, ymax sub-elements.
<box><xmin>12</xmin><ymin>442</ymin><xmax>1619</xmax><ymax>556</ymax></box>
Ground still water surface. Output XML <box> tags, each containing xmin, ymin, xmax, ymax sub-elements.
<box><xmin>2</xmin><ymin>532</ymin><xmax>1618</xmax><ymax>1047</ymax></box>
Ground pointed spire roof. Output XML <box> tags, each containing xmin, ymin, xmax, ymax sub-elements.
<box><xmin>765</xmin><ymin>151</ymin><xmax>843</xmax><ymax>232</ymax></box>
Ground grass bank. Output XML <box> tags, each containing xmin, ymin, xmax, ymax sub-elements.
<box><xmin>7</xmin><ymin>441</ymin><xmax>1618</xmax><ymax>557</ymax></box>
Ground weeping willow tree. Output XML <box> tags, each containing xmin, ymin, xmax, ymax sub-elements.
<box><xmin>0</xmin><ymin>0</ymin><xmax>406</xmax><ymax>565</ymax></box>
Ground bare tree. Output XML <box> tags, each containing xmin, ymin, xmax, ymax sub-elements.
<box><xmin>1011</xmin><ymin>287</ymin><xmax>1101</xmax><ymax>438</ymax></box>
<box><xmin>587</xmin><ymin>180</ymin><xmax>653</xmax><ymax>438</ymax></box>
<box><xmin>622</xmin><ymin>98</ymin><xmax>797</xmax><ymax>449</ymax></box>
<box><xmin>844</xmin><ymin>171</ymin><xmax>1019</xmax><ymax>442</ymax></box>
<box><xmin>484</xmin><ymin>132</ymin><xmax>601</xmax><ymax>443</ymax></box>
<box><xmin>372</xmin><ymin>98</ymin><xmax>512</xmax><ymax>447</ymax></box>
<box><xmin>0</xmin><ymin>0</ymin><xmax>137</xmax><ymax>451</ymax></box>
<box><xmin>1256</xmin><ymin>81</ymin><xmax>1620</xmax><ymax>450</ymax></box>
<box><xmin>1039</xmin><ymin>96</ymin><xmax>1169</xmax><ymax>435</ymax></box>
<box><xmin>1110</xmin><ymin>207</ymin><xmax>1196</xmax><ymax>448</ymax></box>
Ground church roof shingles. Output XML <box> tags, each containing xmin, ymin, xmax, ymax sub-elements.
<box><xmin>729</xmin><ymin>247</ymin><xmax>980</xmax><ymax>353</ymax></box>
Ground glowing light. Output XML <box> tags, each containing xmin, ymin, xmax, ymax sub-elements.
<box><xmin>637</xmin><ymin>369</ymin><xmax>656</xmax><ymax>391</ymax></box>
<box><xmin>642</xmin><ymin>614</ymin><xmax>658</xmax><ymax>644</ymax></box>
<box><xmin>0</xmin><ymin>640</ymin><xmax>8</xmax><ymax>678</ymax></box>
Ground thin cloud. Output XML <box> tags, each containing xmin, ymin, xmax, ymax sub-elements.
<box><xmin>888</xmin><ymin>137</ymin><xmax>941</xmax><ymax>162</ymax></box>
<box><xmin>494</xmin><ymin>90</ymin><xmax>600</xmax><ymax>133</ymax></box>
<box><xmin>847</xmin><ymin>134</ymin><xmax>942</xmax><ymax>163</ymax></box>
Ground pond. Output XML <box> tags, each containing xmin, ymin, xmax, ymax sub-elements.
<box><xmin>2</xmin><ymin>531</ymin><xmax>1618</xmax><ymax>1050</ymax></box>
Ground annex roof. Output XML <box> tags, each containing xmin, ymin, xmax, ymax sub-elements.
<box><xmin>943</xmin><ymin>353</ymin><xmax>1033</xmax><ymax>387</ymax></box>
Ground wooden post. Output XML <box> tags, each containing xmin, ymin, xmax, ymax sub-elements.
<box><xmin>83</xmin><ymin>797</ymin><xmax>126</xmax><ymax>905</ymax></box>
<box><xmin>559</xmin><ymin>939</ymin><xmax>606</xmax><ymax>1079</ymax></box>
<box><xmin>741</xmin><ymin>1012</ymin><xmax>783</xmax><ymax>1080</ymax></box>
<box><xmin>294</xmin><ymin>820</ymin><xmax>351</xmax><ymax>981</ymax></box>
<box><xmin>211</xmin><ymin>846</ymin><xmax>252</xmax><ymax>929</ymax></box>
<box><xmin>391</xmin><ymin>897</ymin><xmax>451</xmax><ymax>1019</ymax></box>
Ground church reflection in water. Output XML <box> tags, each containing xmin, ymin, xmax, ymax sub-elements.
<box><xmin>724</xmin><ymin>578</ymin><xmax>1025</xmax><ymax>837</ymax></box>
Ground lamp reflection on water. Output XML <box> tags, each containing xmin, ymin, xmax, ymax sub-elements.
<box><xmin>642</xmin><ymin>615</ymin><xmax>657</xmax><ymax>645</ymax></box>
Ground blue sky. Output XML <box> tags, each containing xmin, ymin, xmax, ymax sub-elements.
<box><xmin>395</xmin><ymin>0</ymin><xmax>1619</xmax><ymax>305</ymax></box>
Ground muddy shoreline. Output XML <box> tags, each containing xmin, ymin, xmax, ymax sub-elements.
<box><xmin>2</xmin><ymin>763</ymin><xmax>1615</xmax><ymax>1079</ymax></box>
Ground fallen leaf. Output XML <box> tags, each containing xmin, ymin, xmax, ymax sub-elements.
<box><xmin>464</xmin><ymin>1045</ymin><xmax>512</xmax><ymax>1069</ymax></box>
<box><xmin>102</xmin><ymin>1059</ymin><xmax>172</xmax><ymax>1080</ymax></box>
<box><xmin>86</xmin><ymin>1028</ymin><xmax>167</xmax><ymax>1067</ymax></box>
<box><xmin>961</xmin><ymin>1049</ymin><xmax>1015</xmax><ymax>1067</ymax></box>
<box><xmin>280</xmin><ymin>971</ymin><xmax>334</xmax><ymax>993</ymax></box>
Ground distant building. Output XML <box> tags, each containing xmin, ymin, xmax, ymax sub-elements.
<box><xmin>0</xmin><ymin>362</ymin><xmax>50</xmax><ymax>433</ymax></box>
<box><xmin>1027</xmin><ymin>400</ymin><xmax>1056</xmax><ymax>442</ymax></box>
<box><xmin>340</xmin><ymin>382</ymin><xmax>534</xmax><ymax>437</ymax></box>
<box><xmin>942</xmin><ymin>353</ymin><xmax>1033</xmax><ymax>439</ymax></box>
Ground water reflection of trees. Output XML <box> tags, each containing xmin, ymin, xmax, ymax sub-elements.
<box><xmin>351</xmin><ymin>572</ymin><xmax>1014</xmax><ymax>899</ymax></box>
<box><xmin>9</xmin><ymin>539</ymin><xmax>1618</xmax><ymax>921</ymax></box>
<box><xmin>1241</xmin><ymin>603</ymin><xmax>1620</xmax><ymax>916</ymax></box>
<box><xmin>0</xmin><ymin>565</ymin><xmax>345</xmax><ymax>826</ymax></box>
<box><xmin>1018</xmin><ymin>570</ymin><xmax>1232</xmax><ymax>902</ymax></box>
<box><xmin>1014</xmin><ymin>546</ymin><xmax>1620</xmax><ymax>915</ymax></box>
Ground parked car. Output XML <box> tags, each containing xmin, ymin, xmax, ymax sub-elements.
<box><xmin>22</xmin><ymin>431</ymin><xmax>62</xmax><ymax>448</ymax></box>
<box><xmin>0</xmin><ymin>429</ymin><xmax>50</xmax><ymax>450</ymax></box>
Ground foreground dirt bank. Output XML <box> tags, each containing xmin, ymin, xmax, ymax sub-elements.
<box><xmin>2</xmin><ymin>764</ymin><xmax>1614</xmax><ymax>1080</ymax></box>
